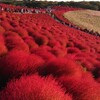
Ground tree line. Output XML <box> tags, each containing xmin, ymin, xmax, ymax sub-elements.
<box><xmin>0</xmin><ymin>0</ymin><xmax>100</xmax><ymax>10</ymax></box>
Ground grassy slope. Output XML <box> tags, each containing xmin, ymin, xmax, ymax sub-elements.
<box><xmin>63</xmin><ymin>10</ymin><xmax>100</xmax><ymax>34</ymax></box>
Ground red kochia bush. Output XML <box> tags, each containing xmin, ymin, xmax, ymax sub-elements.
<box><xmin>31</xmin><ymin>46</ymin><xmax>55</xmax><ymax>61</ymax></box>
<box><xmin>39</xmin><ymin>58</ymin><xmax>83</xmax><ymax>77</ymax></box>
<box><xmin>67</xmin><ymin>47</ymin><xmax>80</xmax><ymax>54</ymax></box>
<box><xmin>59</xmin><ymin>75</ymin><xmax>100</xmax><ymax>100</ymax></box>
<box><xmin>26</xmin><ymin>27</ymin><xmax>39</xmax><ymax>37</ymax></box>
<box><xmin>14</xmin><ymin>27</ymin><xmax>29</xmax><ymax>38</ymax></box>
<box><xmin>24</xmin><ymin>36</ymin><xmax>38</xmax><ymax>51</ymax></box>
<box><xmin>81</xmin><ymin>72</ymin><xmax>95</xmax><ymax>82</ymax></box>
<box><xmin>27</xmin><ymin>54</ymin><xmax>45</xmax><ymax>73</ymax></box>
<box><xmin>0</xmin><ymin>35</ymin><xmax>5</xmax><ymax>44</ymax></box>
<box><xmin>0</xmin><ymin>43</ymin><xmax>8</xmax><ymax>56</ymax></box>
<box><xmin>81</xmin><ymin>61</ymin><xmax>95</xmax><ymax>72</ymax></box>
<box><xmin>31</xmin><ymin>45</ymin><xmax>51</xmax><ymax>53</ymax></box>
<box><xmin>48</xmin><ymin>39</ymin><xmax>61</xmax><ymax>47</ymax></box>
<box><xmin>96</xmin><ymin>54</ymin><xmax>100</xmax><ymax>61</ymax></box>
<box><xmin>0</xmin><ymin>50</ymin><xmax>45</xmax><ymax>80</ymax></box>
<box><xmin>51</xmin><ymin>47</ymin><xmax>67</xmax><ymax>57</ymax></box>
<box><xmin>97</xmin><ymin>78</ymin><xmax>100</xmax><ymax>83</ymax></box>
<box><xmin>74</xmin><ymin>41</ymin><xmax>89</xmax><ymax>52</ymax></box>
<box><xmin>0</xmin><ymin>74</ymin><xmax>72</xmax><ymax>100</ymax></box>
<box><xmin>33</xmin><ymin>50</ymin><xmax>56</xmax><ymax>61</ymax></box>
<box><xmin>0</xmin><ymin>25</ymin><xmax>5</xmax><ymax>34</ymax></box>
<box><xmin>5</xmin><ymin>35</ymin><xmax>29</xmax><ymax>53</ymax></box>
<box><xmin>34</xmin><ymin>34</ymin><xmax>49</xmax><ymax>45</ymax></box>
<box><xmin>0</xmin><ymin>21</ymin><xmax>13</xmax><ymax>30</ymax></box>
<box><xmin>4</xmin><ymin>31</ymin><xmax>19</xmax><ymax>37</ymax></box>
<box><xmin>9</xmin><ymin>20</ymin><xmax>19</xmax><ymax>27</ymax></box>
<box><xmin>0</xmin><ymin>35</ymin><xmax>8</xmax><ymax>56</ymax></box>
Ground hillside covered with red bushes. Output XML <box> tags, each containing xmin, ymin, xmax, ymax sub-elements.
<box><xmin>0</xmin><ymin>4</ymin><xmax>100</xmax><ymax>100</ymax></box>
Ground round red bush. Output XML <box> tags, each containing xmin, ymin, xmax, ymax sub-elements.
<box><xmin>97</xmin><ymin>78</ymin><xmax>100</xmax><ymax>83</ymax></box>
<box><xmin>51</xmin><ymin>47</ymin><xmax>67</xmax><ymax>57</ymax></box>
<box><xmin>4</xmin><ymin>31</ymin><xmax>19</xmax><ymax>37</ymax></box>
<box><xmin>0</xmin><ymin>43</ymin><xmax>8</xmax><ymax>56</ymax></box>
<box><xmin>67</xmin><ymin>47</ymin><xmax>80</xmax><ymax>54</ymax></box>
<box><xmin>48</xmin><ymin>39</ymin><xmax>61</xmax><ymax>47</ymax></box>
<box><xmin>24</xmin><ymin>36</ymin><xmax>38</xmax><ymax>51</ymax></box>
<box><xmin>34</xmin><ymin>34</ymin><xmax>48</xmax><ymax>46</ymax></box>
<box><xmin>0</xmin><ymin>35</ymin><xmax>5</xmax><ymax>44</ymax></box>
<box><xmin>59</xmin><ymin>74</ymin><xmax>100</xmax><ymax>100</ymax></box>
<box><xmin>0</xmin><ymin>25</ymin><xmax>5</xmax><ymax>34</ymax></box>
<box><xmin>0</xmin><ymin>50</ymin><xmax>45</xmax><ymax>80</ymax></box>
<box><xmin>5</xmin><ymin>35</ymin><xmax>29</xmax><ymax>53</ymax></box>
<box><xmin>14</xmin><ymin>27</ymin><xmax>29</xmax><ymax>38</ymax></box>
<box><xmin>0</xmin><ymin>74</ymin><xmax>72</xmax><ymax>100</ymax></box>
<box><xmin>33</xmin><ymin>49</ymin><xmax>56</xmax><ymax>61</ymax></box>
<box><xmin>81</xmin><ymin>61</ymin><xmax>95</xmax><ymax>72</ymax></box>
<box><xmin>39</xmin><ymin>58</ymin><xmax>83</xmax><ymax>77</ymax></box>
<box><xmin>1</xmin><ymin>21</ymin><xmax>13</xmax><ymax>30</ymax></box>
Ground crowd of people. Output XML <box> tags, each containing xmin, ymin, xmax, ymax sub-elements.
<box><xmin>51</xmin><ymin>13</ymin><xmax>100</xmax><ymax>37</ymax></box>
<box><xmin>0</xmin><ymin>3</ymin><xmax>99</xmax><ymax>37</ymax></box>
<box><xmin>0</xmin><ymin>3</ymin><xmax>49</xmax><ymax>14</ymax></box>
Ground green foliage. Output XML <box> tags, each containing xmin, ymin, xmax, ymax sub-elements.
<box><xmin>0</xmin><ymin>0</ymin><xmax>100</xmax><ymax>10</ymax></box>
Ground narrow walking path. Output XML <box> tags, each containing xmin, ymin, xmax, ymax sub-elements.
<box><xmin>48</xmin><ymin>12</ymin><xmax>100</xmax><ymax>37</ymax></box>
